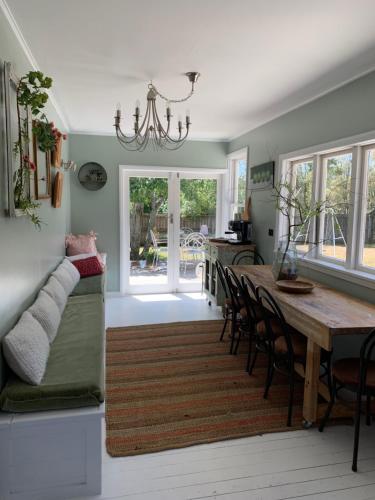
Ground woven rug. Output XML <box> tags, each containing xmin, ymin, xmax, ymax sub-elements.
<box><xmin>105</xmin><ymin>320</ymin><xmax>305</xmax><ymax>457</ymax></box>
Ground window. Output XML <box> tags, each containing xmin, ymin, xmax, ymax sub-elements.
<box><xmin>290</xmin><ymin>159</ymin><xmax>313</xmax><ymax>253</ymax></box>
<box><xmin>360</xmin><ymin>147</ymin><xmax>375</xmax><ymax>270</ymax></box>
<box><xmin>320</xmin><ymin>152</ymin><xmax>352</xmax><ymax>262</ymax></box>
<box><xmin>278</xmin><ymin>133</ymin><xmax>375</xmax><ymax>283</ymax></box>
<box><xmin>228</xmin><ymin>148</ymin><xmax>248</xmax><ymax>220</ymax></box>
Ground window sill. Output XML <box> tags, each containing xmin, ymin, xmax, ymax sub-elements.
<box><xmin>298</xmin><ymin>257</ymin><xmax>375</xmax><ymax>291</ymax></box>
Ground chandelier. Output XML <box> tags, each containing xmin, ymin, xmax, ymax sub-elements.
<box><xmin>114</xmin><ymin>72</ymin><xmax>200</xmax><ymax>151</ymax></box>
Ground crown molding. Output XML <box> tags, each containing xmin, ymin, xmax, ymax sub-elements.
<box><xmin>0</xmin><ymin>0</ymin><xmax>70</xmax><ymax>131</ymax></box>
<box><xmin>69</xmin><ymin>128</ymin><xmax>229</xmax><ymax>143</ymax></box>
<box><xmin>227</xmin><ymin>65</ymin><xmax>375</xmax><ymax>145</ymax></box>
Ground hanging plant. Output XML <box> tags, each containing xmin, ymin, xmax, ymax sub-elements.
<box><xmin>13</xmin><ymin>70</ymin><xmax>53</xmax><ymax>228</ymax></box>
<box><xmin>33</xmin><ymin>120</ymin><xmax>67</xmax><ymax>153</ymax></box>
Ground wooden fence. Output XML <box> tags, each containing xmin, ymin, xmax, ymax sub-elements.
<box><xmin>139</xmin><ymin>214</ymin><xmax>216</xmax><ymax>244</ymax></box>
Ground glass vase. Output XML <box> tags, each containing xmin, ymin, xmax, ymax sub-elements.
<box><xmin>272</xmin><ymin>240</ymin><xmax>298</xmax><ymax>281</ymax></box>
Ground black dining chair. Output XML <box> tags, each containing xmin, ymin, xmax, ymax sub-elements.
<box><xmin>215</xmin><ymin>259</ymin><xmax>234</xmax><ymax>342</ymax></box>
<box><xmin>241</xmin><ymin>274</ymin><xmax>264</xmax><ymax>372</ymax></box>
<box><xmin>232</xmin><ymin>249</ymin><xmax>265</xmax><ymax>266</ymax></box>
<box><xmin>319</xmin><ymin>328</ymin><xmax>375</xmax><ymax>472</ymax></box>
<box><xmin>255</xmin><ymin>285</ymin><xmax>332</xmax><ymax>427</ymax></box>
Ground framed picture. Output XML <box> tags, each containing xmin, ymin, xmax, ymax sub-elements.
<box><xmin>32</xmin><ymin>120</ymin><xmax>51</xmax><ymax>199</ymax></box>
<box><xmin>249</xmin><ymin>161</ymin><xmax>275</xmax><ymax>190</ymax></box>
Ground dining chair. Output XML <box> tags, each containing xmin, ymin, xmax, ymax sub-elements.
<box><xmin>241</xmin><ymin>274</ymin><xmax>265</xmax><ymax>373</ymax></box>
<box><xmin>255</xmin><ymin>285</ymin><xmax>332</xmax><ymax>427</ymax></box>
<box><xmin>319</xmin><ymin>328</ymin><xmax>375</xmax><ymax>472</ymax></box>
<box><xmin>232</xmin><ymin>249</ymin><xmax>265</xmax><ymax>266</ymax></box>
<box><xmin>215</xmin><ymin>260</ymin><xmax>233</xmax><ymax>342</ymax></box>
<box><xmin>224</xmin><ymin>267</ymin><xmax>258</xmax><ymax>356</ymax></box>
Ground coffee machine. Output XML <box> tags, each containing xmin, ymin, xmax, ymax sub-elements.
<box><xmin>227</xmin><ymin>220</ymin><xmax>253</xmax><ymax>244</ymax></box>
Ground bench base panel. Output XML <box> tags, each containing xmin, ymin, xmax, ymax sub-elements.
<box><xmin>0</xmin><ymin>406</ymin><xmax>103</xmax><ymax>500</ymax></box>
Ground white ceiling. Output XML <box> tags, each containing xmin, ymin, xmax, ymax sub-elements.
<box><xmin>5</xmin><ymin>0</ymin><xmax>375</xmax><ymax>140</ymax></box>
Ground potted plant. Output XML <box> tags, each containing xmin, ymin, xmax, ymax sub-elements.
<box><xmin>272</xmin><ymin>179</ymin><xmax>326</xmax><ymax>281</ymax></box>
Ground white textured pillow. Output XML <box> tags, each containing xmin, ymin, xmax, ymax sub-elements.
<box><xmin>52</xmin><ymin>265</ymin><xmax>75</xmax><ymax>296</ymax></box>
<box><xmin>28</xmin><ymin>290</ymin><xmax>61</xmax><ymax>343</ymax></box>
<box><xmin>3</xmin><ymin>311</ymin><xmax>50</xmax><ymax>385</ymax></box>
<box><xmin>62</xmin><ymin>258</ymin><xmax>80</xmax><ymax>287</ymax></box>
<box><xmin>43</xmin><ymin>276</ymin><xmax>67</xmax><ymax>314</ymax></box>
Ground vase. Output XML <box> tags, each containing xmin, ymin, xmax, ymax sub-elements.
<box><xmin>51</xmin><ymin>136</ymin><xmax>62</xmax><ymax>167</ymax></box>
<box><xmin>14</xmin><ymin>208</ymin><xmax>25</xmax><ymax>218</ymax></box>
<box><xmin>272</xmin><ymin>240</ymin><xmax>298</xmax><ymax>281</ymax></box>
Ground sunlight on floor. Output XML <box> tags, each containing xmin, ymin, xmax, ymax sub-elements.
<box><xmin>182</xmin><ymin>292</ymin><xmax>206</xmax><ymax>300</ymax></box>
<box><xmin>133</xmin><ymin>294</ymin><xmax>182</xmax><ymax>302</ymax></box>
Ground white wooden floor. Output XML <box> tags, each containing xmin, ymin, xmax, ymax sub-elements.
<box><xmin>74</xmin><ymin>293</ymin><xmax>375</xmax><ymax>500</ymax></box>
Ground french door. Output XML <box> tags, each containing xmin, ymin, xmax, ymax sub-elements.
<box><xmin>120</xmin><ymin>167</ymin><xmax>223</xmax><ymax>294</ymax></box>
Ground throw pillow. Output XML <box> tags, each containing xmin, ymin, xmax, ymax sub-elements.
<box><xmin>66</xmin><ymin>252</ymin><xmax>96</xmax><ymax>262</ymax></box>
<box><xmin>61</xmin><ymin>258</ymin><xmax>81</xmax><ymax>285</ymax></box>
<box><xmin>72</xmin><ymin>256</ymin><xmax>103</xmax><ymax>278</ymax></box>
<box><xmin>43</xmin><ymin>276</ymin><xmax>67</xmax><ymax>314</ymax></box>
<box><xmin>28</xmin><ymin>290</ymin><xmax>61</xmax><ymax>343</ymax></box>
<box><xmin>3</xmin><ymin>311</ymin><xmax>50</xmax><ymax>385</ymax></box>
<box><xmin>65</xmin><ymin>230</ymin><xmax>98</xmax><ymax>256</ymax></box>
<box><xmin>52</xmin><ymin>265</ymin><xmax>76</xmax><ymax>296</ymax></box>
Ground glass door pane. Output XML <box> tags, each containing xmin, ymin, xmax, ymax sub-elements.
<box><xmin>178</xmin><ymin>177</ymin><xmax>217</xmax><ymax>287</ymax></box>
<box><xmin>128</xmin><ymin>176</ymin><xmax>169</xmax><ymax>289</ymax></box>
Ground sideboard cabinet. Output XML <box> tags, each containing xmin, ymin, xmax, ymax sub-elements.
<box><xmin>204</xmin><ymin>241</ymin><xmax>256</xmax><ymax>306</ymax></box>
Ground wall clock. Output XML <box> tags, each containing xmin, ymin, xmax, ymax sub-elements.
<box><xmin>78</xmin><ymin>162</ymin><xmax>107</xmax><ymax>191</ymax></box>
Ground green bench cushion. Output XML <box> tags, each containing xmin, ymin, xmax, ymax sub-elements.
<box><xmin>0</xmin><ymin>294</ymin><xmax>105</xmax><ymax>413</ymax></box>
<box><xmin>70</xmin><ymin>273</ymin><xmax>106</xmax><ymax>297</ymax></box>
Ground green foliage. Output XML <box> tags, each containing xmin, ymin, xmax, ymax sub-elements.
<box><xmin>13</xmin><ymin>70</ymin><xmax>53</xmax><ymax>229</ymax></box>
<box><xmin>180</xmin><ymin>179</ymin><xmax>216</xmax><ymax>217</ymax></box>
<box><xmin>17</xmin><ymin>71</ymin><xmax>52</xmax><ymax>116</ymax></box>
<box><xmin>129</xmin><ymin>177</ymin><xmax>168</xmax><ymax>213</ymax></box>
<box><xmin>33</xmin><ymin>120</ymin><xmax>56</xmax><ymax>152</ymax></box>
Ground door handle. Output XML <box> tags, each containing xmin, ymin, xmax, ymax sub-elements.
<box><xmin>169</xmin><ymin>213</ymin><xmax>174</xmax><ymax>224</ymax></box>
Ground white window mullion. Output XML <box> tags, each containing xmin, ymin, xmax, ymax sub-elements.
<box><xmin>310</xmin><ymin>155</ymin><xmax>321</xmax><ymax>259</ymax></box>
<box><xmin>346</xmin><ymin>146</ymin><xmax>361</xmax><ymax>269</ymax></box>
<box><xmin>317</xmin><ymin>155</ymin><xmax>327</xmax><ymax>259</ymax></box>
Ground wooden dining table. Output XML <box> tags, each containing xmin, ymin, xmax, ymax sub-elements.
<box><xmin>231</xmin><ymin>264</ymin><xmax>375</xmax><ymax>426</ymax></box>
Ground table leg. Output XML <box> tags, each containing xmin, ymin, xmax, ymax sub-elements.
<box><xmin>303</xmin><ymin>338</ymin><xmax>321</xmax><ymax>425</ymax></box>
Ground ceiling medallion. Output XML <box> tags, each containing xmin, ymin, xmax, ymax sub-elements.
<box><xmin>114</xmin><ymin>72</ymin><xmax>200</xmax><ymax>151</ymax></box>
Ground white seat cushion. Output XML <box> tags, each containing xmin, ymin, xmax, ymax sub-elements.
<box><xmin>28</xmin><ymin>290</ymin><xmax>61</xmax><ymax>343</ymax></box>
<box><xmin>2</xmin><ymin>311</ymin><xmax>50</xmax><ymax>385</ymax></box>
<box><xmin>43</xmin><ymin>276</ymin><xmax>67</xmax><ymax>314</ymax></box>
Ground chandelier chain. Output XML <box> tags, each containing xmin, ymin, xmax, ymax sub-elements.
<box><xmin>150</xmin><ymin>82</ymin><xmax>195</xmax><ymax>104</ymax></box>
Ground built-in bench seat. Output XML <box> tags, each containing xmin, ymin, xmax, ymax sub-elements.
<box><xmin>0</xmin><ymin>265</ymin><xmax>106</xmax><ymax>500</ymax></box>
<box><xmin>0</xmin><ymin>293</ymin><xmax>104</xmax><ymax>413</ymax></box>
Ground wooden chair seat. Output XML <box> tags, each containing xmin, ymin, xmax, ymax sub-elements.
<box><xmin>333</xmin><ymin>358</ymin><xmax>375</xmax><ymax>388</ymax></box>
<box><xmin>274</xmin><ymin>333</ymin><xmax>307</xmax><ymax>360</ymax></box>
<box><xmin>256</xmin><ymin>318</ymin><xmax>285</xmax><ymax>338</ymax></box>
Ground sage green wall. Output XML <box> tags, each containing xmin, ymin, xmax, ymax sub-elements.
<box><xmin>69</xmin><ymin>134</ymin><xmax>227</xmax><ymax>291</ymax></box>
<box><xmin>0</xmin><ymin>8</ymin><xmax>71</xmax><ymax>346</ymax></box>
<box><xmin>229</xmin><ymin>70</ymin><xmax>375</xmax><ymax>305</ymax></box>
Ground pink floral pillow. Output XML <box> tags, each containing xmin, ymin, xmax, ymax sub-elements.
<box><xmin>65</xmin><ymin>231</ymin><xmax>98</xmax><ymax>257</ymax></box>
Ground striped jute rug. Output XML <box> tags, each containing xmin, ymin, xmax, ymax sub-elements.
<box><xmin>105</xmin><ymin>320</ymin><xmax>304</xmax><ymax>457</ymax></box>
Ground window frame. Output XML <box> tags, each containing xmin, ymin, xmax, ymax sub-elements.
<box><xmin>226</xmin><ymin>147</ymin><xmax>248</xmax><ymax>220</ymax></box>
<box><xmin>276</xmin><ymin>131</ymin><xmax>375</xmax><ymax>288</ymax></box>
